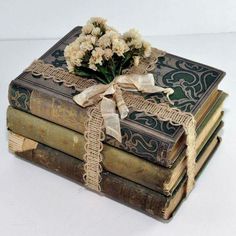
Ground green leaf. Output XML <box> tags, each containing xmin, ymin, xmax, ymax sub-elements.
<box><xmin>74</xmin><ymin>66</ymin><xmax>106</xmax><ymax>84</ymax></box>
<box><xmin>97</xmin><ymin>64</ymin><xmax>114</xmax><ymax>83</ymax></box>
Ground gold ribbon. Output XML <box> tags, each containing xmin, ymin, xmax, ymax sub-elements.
<box><xmin>73</xmin><ymin>73</ymin><xmax>174</xmax><ymax>142</ymax></box>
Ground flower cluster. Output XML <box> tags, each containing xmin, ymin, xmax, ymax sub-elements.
<box><xmin>64</xmin><ymin>17</ymin><xmax>152</xmax><ymax>84</ymax></box>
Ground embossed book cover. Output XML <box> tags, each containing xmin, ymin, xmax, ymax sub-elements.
<box><xmin>8</xmin><ymin>26</ymin><xmax>225</xmax><ymax>168</ymax></box>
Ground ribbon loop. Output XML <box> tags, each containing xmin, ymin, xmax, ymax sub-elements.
<box><xmin>73</xmin><ymin>73</ymin><xmax>173</xmax><ymax>142</ymax></box>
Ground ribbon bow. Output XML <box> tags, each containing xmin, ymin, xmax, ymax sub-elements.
<box><xmin>73</xmin><ymin>73</ymin><xmax>174</xmax><ymax>142</ymax></box>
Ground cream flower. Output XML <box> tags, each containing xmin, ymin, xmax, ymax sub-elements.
<box><xmin>74</xmin><ymin>58</ymin><xmax>82</xmax><ymax>67</ymax></box>
<box><xmin>82</xmin><ymin>23</ymin><xmax>94</xmax><ymax>35</ymax></box>
<box><xmin>133</xmin><ymin>56</ymin><xmax>140</xmax><ymax>66</ymax></box>
<box><xmin>75</xmin><ymin>50</ymin><xmax>85</xmax><ymax>60</ymax></box>
<box><xmin>92</xmin><ymin>27</ymin><xmax>101</xmax><ymax>36</ymax></box>
<box><xmin>64</xmin><ymin>45</ymin><xmax>71</xmax><ymax>58</ymax></box>
<box><xmin>104</xmin><ymin>48</ymin><xmax>113</xmax><ymax>60</ymax></box>
<box><xmin>143</xmin><ymin>41</ymin><xmax>151</xmax><ymax>57</ymax></box>
<box><xmin>106</xmin><ymin>26</ymin><xmax>118</xmax><ymax>33</ymax></box>
<box><xmin>66</xmin><ymin>61</ymin><xmax>75</xmax><ymax>73</ymax></box>
<box><xmin>91</xmin><ymin>47</ymin><xmax>104</xmax><ymax>65</ymax></box>
<box><xmin>64</xmin><ymin>17</ymin><xmax>153</xmax><ymax>76</ymax></box>
<box><xmin>70</xmin><ymin>51</ymin><xmax>79</xmax><ymax>64</ymax></box>
<box><xmin>64</xmin><ymin>45</ymin><xmax>77</xmax><ymax>68</ymax></box>
<box><xmin>112</xmin><ymin>39</ymin><xmax>129</xmax><ymax>57</ymax></box>
<box><xmin>88</xmin><ymin>59</ymin><xmax>97</xmax><ymax>71</ymax></box>
<box><xmin>75</xmin><ymin>35</ymin><xmax>85</xmax><ymax>43</ymax></box>
<box><xmin>89</xmin><ymin>35</ymin><xmax>97</xmax><ymax>45</ymax></box>
<box><xmin>76</xmin><ymin>35</ymin><xmax>96</xmax><ymax>45</ymax></box>
<box><xmin>123</xmin><ymin>28</ymin><xmax>141</xmax><ymax>41</ymax></box>
<box><xmin>108</xmin><ymin>31</ymin><xmax>120</xmax><ymax>41</ymax></box>
<box><xmin>131</xmin><ymin>39</ymin><xmax>142</xmax><ymax>49</ymax></box>
<box><xmin>80</xmin><ymin>41</ymin><xmax>94</xmax><ymax>51</ymax></box>
<box><xmin>83</xmin><ymin>35</ymin><xmax>97</xmax><ymax>45</ymax></box>
<box><xmin>97</xmin><ymin>34</ymin><xmax>111</xmax><ymax>48</ymax></box>
<box><xmin>88</xmin><ymin>17</ymin><xmax>107</xmax><ymax>26</ymax></box>
<box><xmin>123</xmin><ymin>28</ymin><xmax>143</xmax><ymax>50</ymax></box>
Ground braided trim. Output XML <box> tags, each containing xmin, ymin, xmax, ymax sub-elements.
<box><xmin>123</xmin><ymin>48</ymin><xmax>166</xmax><ymax>75</ymax></box>
<box><xmin>83</xmin><ymin>105</ymin><xmax>105</xmax><ymax>192</ymax></box>
<box><xmin>123</xmin><ymin>92</ymin><xmax>196</xmax><ymax>194</ymax></box>
<box><xmin>24</xmin><ymin>60</ymin><xmax>97</xmax><ymax>91</ymax></box>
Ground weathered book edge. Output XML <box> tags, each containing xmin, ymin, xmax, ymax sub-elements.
<box><xmin>7</xmin><ymin>103</ymin><xmax>224</xmax><ymax>196</ymax></box>
<box><xmin>8</xmin><ymin>78</ymin><xmax>225</xmax><ymax>169</ymax></box>
<box><xmin>8</xmin><ymin>130</ymin><xmax>221</xmax><ymax>221</ymax></box>
<box><xmin>8</xmin><ymin>26</ymin><xmax>225</xmax><ymax>167</ymax></box>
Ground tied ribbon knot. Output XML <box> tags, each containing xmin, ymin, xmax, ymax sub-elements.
<box><xmin>73</xmin><ymin>73</ymin><xmax>174</xmax><ymax>142</ymax></box>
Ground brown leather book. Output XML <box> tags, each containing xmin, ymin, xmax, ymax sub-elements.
<box><xmin>8</xmin><ymin>26</ymin><xmax>225</xmax><ymax>167</ymax></box>
<box><xmin>9</xmin><ymin>125</ymin><xmax>222</xmax><ymax>220</ymax></box>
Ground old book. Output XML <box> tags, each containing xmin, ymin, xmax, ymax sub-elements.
<box><xmin>8</xmin><ymin>26</ymin><xmax>225</xmax><ymax>168</ymax></box>
<box><xmin>8</xmin><ymin>125</ymin><xmax>222</xmax><ymax>220</ymax></box>
<box><xmin>7</xmin><ymin>89</ymin><xmax>225</xmax><ymax>196</ymax></box>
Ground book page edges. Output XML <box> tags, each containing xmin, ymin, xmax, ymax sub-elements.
<box><xmin>8</xmin><ymin>131</ymin><xmax>38</xmax><ymax>153</ymax></box>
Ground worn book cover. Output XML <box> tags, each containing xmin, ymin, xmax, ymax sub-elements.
<box><xmin>9</xmin><ymin>122</ymin><xmax>222</xmax><ymax>220</ymax></box>
<box><xmin>8</xmin><ymin>26</ymin><xmax>225</xmax><ymax>167</ymax></box>
<box><xmin>7</xmin><ymin>87</ymin><xmax>225</xmax><ymax>196</ymax></box>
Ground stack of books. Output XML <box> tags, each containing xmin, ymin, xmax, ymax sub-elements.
<box><xmin>7</xmin><ymin>27</ymin><xmax>226</xmax><ymax>220</ymax></box>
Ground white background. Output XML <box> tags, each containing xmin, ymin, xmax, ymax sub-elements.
<box><xmin>0</xmin><ymin>1</ymin><xmax>236</xmax><ymax>236</ymax></box>
<box><xmin>1</xmin><ymin>0</ymin><xmax>236</xmax><ymax>39</ymax></box>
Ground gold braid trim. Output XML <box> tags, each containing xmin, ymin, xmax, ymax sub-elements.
<box><xmin>24</xmin><ymin>54</ymin><xmax>196</xmax><ymax>195</ymax></box>
<box><xmin>123</xmin><ymin>92</ymin><xmax>196</xmax><ymax>194</ymax></box>
<box><xmin>124</xmin><ymin>48</ymin><xmax>165</xmax><ymax>75</ymax></box>
<box><xmin>25</xmin><ymin>60</ymin><xmax>97</xmax><ymax>91</ymax></box>
<box><xmin>83</xmin><ymin>106</ymin><xmax>105</xmax><ymax>192</ymax></box>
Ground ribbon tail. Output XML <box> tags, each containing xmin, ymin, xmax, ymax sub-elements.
<box><xmin>73</xmin><ymin>83</ymin><xmax>109</xmax><ymax>107</ymax></box>
<box><xmin>117</xmin><ymin>73</ymin><xmax>174</xmax><ymax>104</ymax></box>
<box><xmin>100</xmin><ymin>97</ymin><xmax>122</xmax><ymax>143</ymax></box>
<box><xmin>163</xmin><ymin>88</ymin><xmax>174</xmax><ymax>105</ymax></box>
<box><xmin>113</xmin><ymin>87</ymin><xmax>129</xmax><ymax>119</ymax></box>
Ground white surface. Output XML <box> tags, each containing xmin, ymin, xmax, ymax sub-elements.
<box><xmin>1</xmin><ymin>0</ymin><xmax>236</xmax><ymax>39</ymax></box>
<box><xmin>0</xmin><ymin>33</ymin><xmax>236</xmax><ymax>236</ymax></box>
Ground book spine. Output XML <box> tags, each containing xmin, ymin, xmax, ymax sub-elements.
<box><xmin>7</xmin><ymin>106</ymin><xmax>174</xmax><ymax>196</ymax></box>
<box><xmin>10</xmin><ymin>135</ymin><xmax>170</xmax><ymax>220</ymax></box>
<box><xmin>8</xmin><ymin>80</ymin><xmax>172</xmax><ymax>167</ymax></box>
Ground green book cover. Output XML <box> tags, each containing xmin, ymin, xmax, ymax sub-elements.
<box><xmin>8</xmin><ymin>26</ymin><xmax>225</xmax><ymax>167</ymax></box>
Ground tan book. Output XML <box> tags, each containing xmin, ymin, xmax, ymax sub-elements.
<box><xmin>8</xmin><ymin>125</ymin><xmax>222</xmax><ymax>220</ymax></box>
<box><xmin>7</xmin><ymin>90</ymin><xmax>226</xmax><ymax>196</ymax></box>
